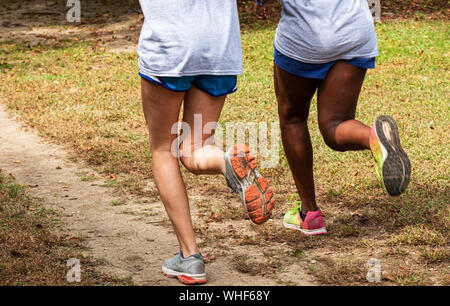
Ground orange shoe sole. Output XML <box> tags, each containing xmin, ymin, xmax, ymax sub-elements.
<box><xmin>228</xmin><ymin>144</ymin><xmax>275</xmax><ymax>225</ymax></box>
<box><xmin>163</xmin><ymin>272</ymin><xmax>207</xmax><ymax>285</ymax></box>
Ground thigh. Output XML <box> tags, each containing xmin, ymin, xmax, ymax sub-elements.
<box><xmin>317</xmin><ymin>61</ymin><xmax>367</xmax><ymax>126</ymax></box>
<box><xmin>141</xmin><ymin>77</ymin><xmax>185</xmax><ymax>151</ymax></box>
<box><xmin>274</xmin><ymin>64</ymin><xmax>319</xmax><ymax>124</ymax></box>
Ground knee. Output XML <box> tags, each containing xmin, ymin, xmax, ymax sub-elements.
<box><xmin>280</xmin><ymin>117</ymin><xmax>307</xmax><ymax>131</ymax></box>
<box><xmin>278</xmin><ymin>106</ymin><xmax>309</xmax><ymax>131</ymax></box>
<box><xmin>179</xmin><ymin>142</ymin><xmax>202</xmax><ymax>175</ymax></box>
<box><xmin>180</xmin><ymin>155</ymin><xmax>201</xmax><ymax>175</ymax></box>
<box><xmin>319</xmin><ymin>120</ymin><xmax>345</xmax><ymax>152</ymax></box>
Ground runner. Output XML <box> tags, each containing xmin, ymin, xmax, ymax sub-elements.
<box><xmin>254</xmin><ymin>0</ymin><xmax>411</xmax><ymax>236</ymax></box>
<box><xmin>138</xmin><ymin>1</ymin><xmax>275</xmax><ymax>284</ymax></box>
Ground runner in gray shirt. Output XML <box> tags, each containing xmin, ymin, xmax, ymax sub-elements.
<box><xmin>139</xmin><ymin>0</ymin><xmax>275</xmax><ymax>285</ymax></box>
<box><xmin>274</xmin><ymin>0</ymin><xmax>379</xmax><ymax>63</ymax></box>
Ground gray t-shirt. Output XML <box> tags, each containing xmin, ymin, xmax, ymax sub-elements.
<box><xmin>275</xmin><ymin>0</ymin><xmax>379</xmax><ymax>63</ymax></box>
<box><xmin>138</xmin><ymin>0</ymin><xmax>243</xmax><ymax>77</ymax></box>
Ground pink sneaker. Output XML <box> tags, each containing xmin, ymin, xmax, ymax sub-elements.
<box><xmin>283</xmin><ymin>206</ymin><xmax>327</xmax><ymax>236</ymax></box>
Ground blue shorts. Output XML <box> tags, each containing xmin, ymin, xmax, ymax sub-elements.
<box><xmin>274</xmin><ymin>47</ymin><xmax>376</xmax><ymax>79</ymax></box>
<box><xmin>139</xmin><ymin>73</ymin><xmax>237</xmax><ymax>97</ymax></box>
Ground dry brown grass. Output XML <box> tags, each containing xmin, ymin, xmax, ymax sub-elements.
<box><xmin>0</xmin><ymin>170</ymin><xmax>132</xmax><ymax>285</ymax></box>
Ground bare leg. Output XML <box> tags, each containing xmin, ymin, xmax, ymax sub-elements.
<box><xmin>141</xmin><ymin>78</ymin><xmax>199</xmax><ymax>257</ymax></box>
<box><xmin>274</xmin><ymin>64</ymin><xmax>320</xmax><ymax>213</ymax></box>
<box><xmin>275</xmin><ymin>61</ymin><xmax>372</xmax><ymax>214</ymax></box>
<box><xmin>317</xmin><ymin>61</ymin><xmax>370</xmax><ymax>151</ymax></box>
<box><xmin>179</xmin><ymin>86</ymin><xmax>227</xmax><ymax>175</ymax></box>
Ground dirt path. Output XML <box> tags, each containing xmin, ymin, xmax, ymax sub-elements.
<box><xmin>0</xmin><ymin>0</ymin><xmax>143</xmax><ymax>54</ymax></box>
<box><xmin>0</xmin><ymin>104</ymin><xmax>316</xmax><ymax>286</ymax></box>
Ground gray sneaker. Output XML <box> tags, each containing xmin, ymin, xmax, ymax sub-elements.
<box><xmin>224</xmin><ymin>144</ymin><xmax>275</xmax><ymax>225</ymax></box>
<box><xmin>162</xmin><ymin>251</ymin><xmax>206</xmax><ymax>285</ymax></box>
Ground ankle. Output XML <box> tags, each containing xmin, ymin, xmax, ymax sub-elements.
<box><xmin>181</xmin><ymin>247</ymin><xmax>201</xmax><ymax>259</ymax></box>
<box><xmin>301</xmin><ymin>204</ymin><xmax>319</xmax><ymax>215</ymax></box>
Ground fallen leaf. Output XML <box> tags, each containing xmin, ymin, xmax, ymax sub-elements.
<box><xmin>382</xmin><ymin>271</ymin><xmax>393</xmax><ymax>281</ymax></box>
<box><xmin>350</xmin><ymin>210</ymin><xmax>360</xmax><ymax>217</ymax></box>
<box><xmin>69</xmin><ymin>236</ymin><xmax>83</xmax><ymax>244</ymax></box>
<box><xmin>105</xmin><ymin>173</ymin><xmax>117</xmax><ymax>179</ymax></box>
<box><xmin>234</xmin><ymin>238</ymin><xmax>245</xmax><ymax>245</ymax></box>
<box><xmin>203</xmin><ymin>253</ymin><xmax>215</xmax><ymax>263</ymax></box>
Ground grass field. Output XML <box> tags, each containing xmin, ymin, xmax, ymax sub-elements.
<box><xmin>1</xmin><ymin>14</ymin><xmax>449</xmax><ymax>285</ymax></box>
